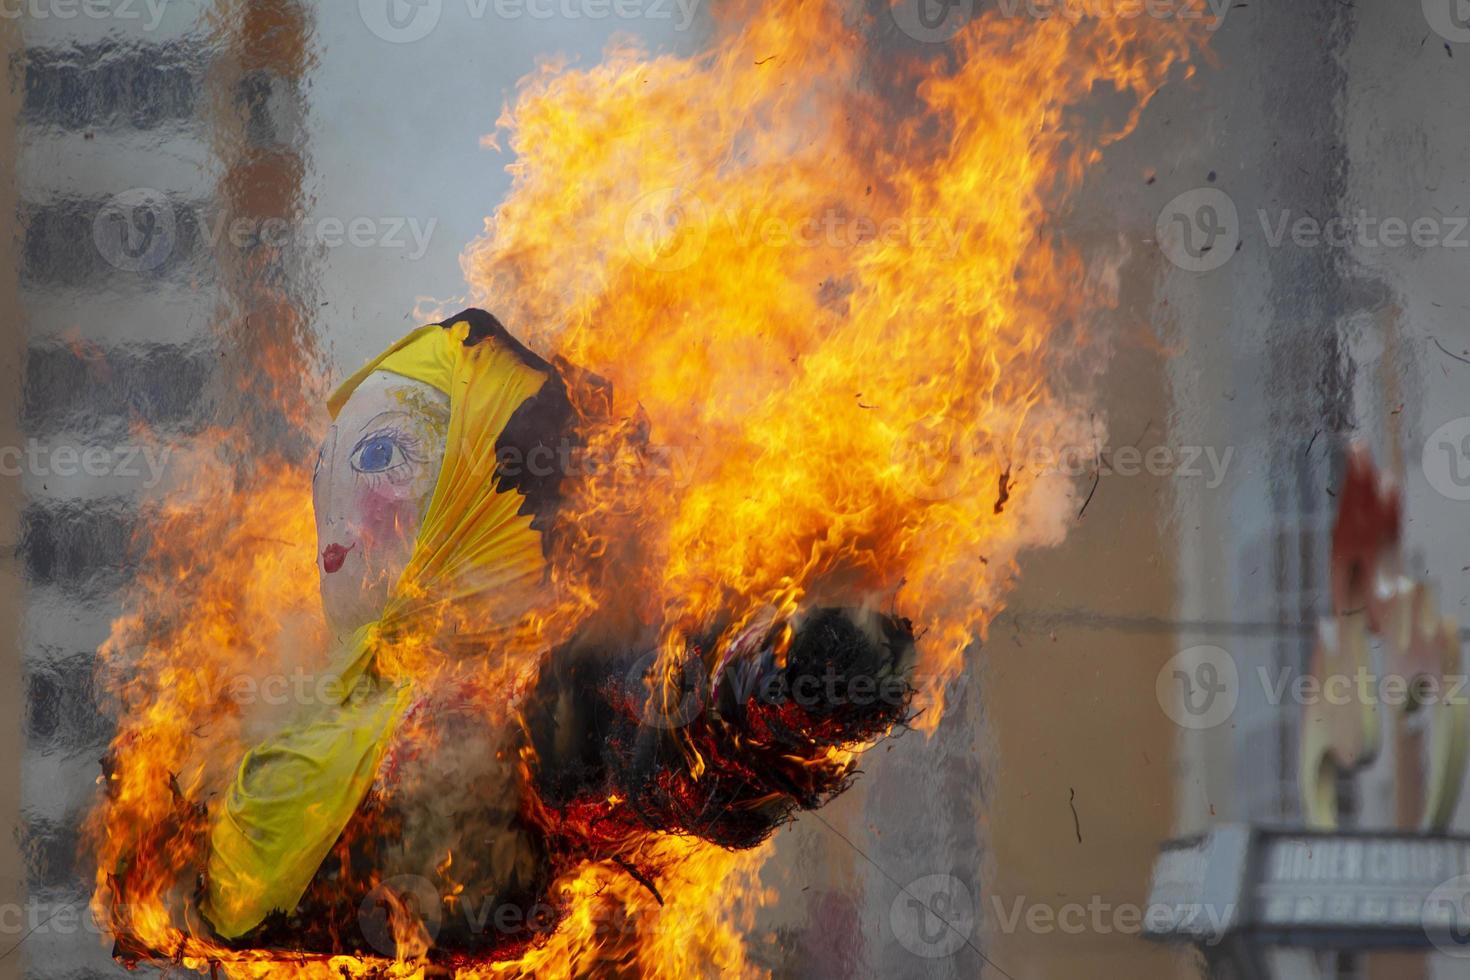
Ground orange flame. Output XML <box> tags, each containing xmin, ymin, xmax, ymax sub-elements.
<box><xmin>466</xmin><ymin>0</ymin><xmax>1199</xmax><ymax>717</ymax></box>
<box><xmin>86</xmin><ymin>2</ymin><xmax>1204</xmax><ymax>976</ymax></box>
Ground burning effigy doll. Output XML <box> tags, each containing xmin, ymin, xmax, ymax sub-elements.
<box><xmin>193</xmin><ymin>309</ymin><xmax>916</xmax><ymax>965</ymax></box>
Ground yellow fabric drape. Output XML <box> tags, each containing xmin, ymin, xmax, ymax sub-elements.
<box><xmin>203</xmin><ymin>315</ymin><xmax>555</xmax><ymax>939</ymax></box>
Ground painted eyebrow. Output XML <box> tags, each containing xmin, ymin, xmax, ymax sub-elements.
<box><xmin>313</xmin><ymin>426</ymin><xmax>337</xmax><ymax>480</ymax></box>
<box><xmin>356</xmin><ymin>410</ymin><xmax>411</xmax><ymax>435</ymax></box>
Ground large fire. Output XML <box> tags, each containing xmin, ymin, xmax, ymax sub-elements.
<box><xmin>85</xmin><ymin>2</ymin><xmax>1203</xmax><ymax>977</ymax></box>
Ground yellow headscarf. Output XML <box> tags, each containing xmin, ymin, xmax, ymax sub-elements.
<box><xmin>203</xmin><ymin>310</ymin><xmax>566</xmax><ymax>939</ymax></box>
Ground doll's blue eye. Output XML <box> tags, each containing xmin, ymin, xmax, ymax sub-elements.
<box><xmin>352</xmin><ymin>434</ymin><xmax>399</xmax><ymax>473</ymax></box>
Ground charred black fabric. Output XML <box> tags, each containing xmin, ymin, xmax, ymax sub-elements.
<box><xmin>437</xmin><ymin>307</ymin><xmax>551</xmax><ymax>371</ymax></box>
<box><xmin>730</xmin><ymin>608</ymin><xmax>919</xmax><ymax>745</ymax></box>
<box><xmin>528</xmin><ymin>608</ymin><xmax>918</xmax><ymax>850</ymax></box>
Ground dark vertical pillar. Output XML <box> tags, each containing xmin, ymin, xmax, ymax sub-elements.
<box><xmin>207</xmin><ymin>0</ymin><xmax>319</xmax><ymax>456</ymax></box>
<box><xmin>0</xmin><ymin>13</ymin><xmax>25</xmax><ymax>980</ymax></box>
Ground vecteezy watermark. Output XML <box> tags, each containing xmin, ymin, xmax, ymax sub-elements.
<box><xmin>358</xmin><ymin>0</ymin><xmax>701</xmax><ymax>43</ymax></box>
<box><xmin>199</xmin><ymin>210</ymin><xmax>438</xmax><ymax>260</ymax></box>
<box><xmin>358</xmin><ymin>876</ymin><xmax>571</xmax><ymax>955</ymax></box>
<box><xmin>1035</xmin><ymin>442</ymin><xmax>1234</xmax><ymax>489</ymax></box>
<box><xmin>95</xmin><ymin>189</ymin><xmax>441</xmax><ymax>272</ymax></box>
<box><xmin>0</xmin><ymin>0</ymin><xmax>168</xmax><ymax>29</ymax></box>
<box><xmin>1158</xmin><ymin>188</ymin><xmax>1470</xmax><ymax>272</ymax></box>
<box><xmin>990</xmin><ymin>893</ymin><xmax>1235</xmax><ymax>943</ymax></box>
<box><xmin>359</xmin><ymin>875</ymin><xmax>446</xmax><ymax>954</ymax></box>
<box><xmin>1259</xmin><ymin>210</ymin><xmax>1470</xmax><ymax>251</ymax></box>
<box><xmin>1156</xmin><ymin>645</ymin><xmax>1239</xmax><ymax>731</ymax></box>
<box><xmin>0</xmin><ymin>899</ymin><xmax>114</xmax><ymax>938</ymax></box>
<box><xmin>890</xmin><ymin>874</ymin><xmax>977</xmax><ymax>958</ymax></box>
<box><xmin>1423</xmin><ymin>417</ymin><xmax>1470</xmax><ymax>502</ymax></box>
<box><xmin>624</xmin><ymin>187</ymin><xmax>708</xmax><ymax>273</ymax></box>
<box><xmin>214</xmin><ymin>669</ymin><xmax>351</xmax><ymax>709</ymax></box>
<box><xmin>93</xmin><ymin>188</ymin><xmax>176</xmax><ymax>274</ymax></box>
<box><xmin>890</xmin><ymin>420</ymin><xmax>1237</xmax><ymax>504</ymax></box>
<box><xmin>356</xmin><ymin>875</ymin><xmax>688</xmax><ymax>956</ymax></box>
<box><xmin>890</xmin><ymin>415</ymin><xmax>975</xmax><ymax>503</ymax></box>
<box><xmin>0</xmin><ymin>440</ymin><xmax>171</xmax><ymax>487</ymax></box>
<box><xmin>623</xmin><ymin>188</ymin><xmax>966</xmax><ymax>272</ymax></box>
<box><xmin>1424</xmin><ymin>0</ymin><xmax>1470</xmax><ymax>44</ymax></box>
<box><xmin>1257</xmin><ymin>665</ymin><xmax>1470</xmax><ymax>712</ymax></box>
<box><xmin>721</xmin><ymin>660</ymin><xmax>918</xmax><ymax>712</ymax></box>
<box><xmin>891</xmin><ymin>0</ymin><xmax>977</xmax><ymax>43</ymax></box>
<box><xmin>994</xmin><ymin>0</ymin><xmax>1233</xmax><ymax>32</ymax></box>
<box><xmin>1156</xmin><ymin>645</ymin><xmax>1470</xmax><ymax>731</ymax></box>
<box><xmin>905</xmin><ymin>0</ymin><xmax>1232</xmax><ymax>44</ymax></box>
<box><xmin>475</xmin><ymin>435</ymin><xmax>701</xmax><ymax>487</ymax></box>
<box><xmin>1156</xmin><ymin>187</ymin><xmax>1240</xmax><ymax>273</ymax></box>
<box><xmin>1424</xmin><ymin>873</ymin><xmax>1470</xmax><ymax>957</ymax></box>
<box><xmin>622</xmin><ymin>648</ymin><xmax>710</xmax><ymax>730</ymax></box>
<box><xmin>620</xmin><ymin>645</ymin><xmax>936</xmax><ymax>732</ymax></box>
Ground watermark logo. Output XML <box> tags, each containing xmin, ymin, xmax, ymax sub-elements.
<box><xmin>358</xmin><ymin>874</ymin><xmax>444</xmax><ymax>956</ymax></box>
<box><xmin>1423</xmin><ymin>417</ymin><xmax>1470</xmax><ymax>502</ymax></box>
<box><xmin>94</xmin><ymin>188</ymin><xmax>176</xmax><ymax>273</ymax></box>
<box><xmin>622</xmin><ymin>648</ymin><xmax>709</xmax><ymax>730</ymax></box>
<box><xmin>991</xmin><ymin>893</ymin><xmax>1233</xmax><ymax>942</ymax></box>
<box><xmin>360</xmin><ymin>0</ymin><xmax>443</xmax><ymax>42</ymax></box>
<box><xmin>1037</xmin><ymin>441</ymin><xmax>1234</xmax><ymax>489</ymax></box>
<box><xmin>1156</xmin><ymin>655</ymin><xmax>1470</xmax><ymax>731</ymax></box>
<box><xmin>1156</xmin><ymin>645</ymin><xmax>1238</xmax><ymax>730</ymax></box>
<box><xmin>1169</xmin><ymin>200</ymin><xmax>1470</xmax><ymax>273</ymax></box>
<box><xmin>1424</xmin><ymin>874</ymin><xmax>1470</xmax><ymax>957</ymax></box>
<box><xmin>890</xmin><ymin>873</ymin><xmax>976</xmax><ymax>958</ymax></box>
<box><xmin>459</xmin><ymin>432</ymin><xmax>700</xmax><ymax>487</ymax></box>
<box><xmin>624</xmin><ymin>190</ymin><xmax>964</xmax><ymax>272</ymax></box>
<box><xmin>891</xmin><ymin>416</ymin><xmax>979</xmax><ymax>502</ymax></box>
<box><xmin>0</xmin><ymin>0</ymin><xmax>169</xmax><ymax>29</ymax></box>
<box><xmin>0</xmin><ymin>440</ymin><xmax>172</xmax><ymax>487</ymax></box>
<box><xmin>889</xmin><ymin>426</ymin><xmax>1237</xmax><ymax>503</ymax></box>
<box><xmin>1260</xmin><ymin>666</ymin><xmax>1468</xmax><ymax>710</ymax></box>
<box><xmin>361</xmin><ymin>0</ymin><xmax>700</xmax><ymax>40</ymax></box>
<box><xmin>1156</xmin><ymin>188</ymin><xmax>1239</xmax><ymax>273</ymax></box>
<box><xmin>201</xmin><ymin>209</ymin><xmax>437</xmax><ymax>259</ymax></box>
<box><xmin>625</xmin><ymin>187</ymin><xmax>708</xmax><ymax>273</ymax></box>
<box><xmin>892</xmin><ymin>0</ymin><xmax>975</xmax><ymax>43</ymax></box>
<box><xmin>994</xmin><ymin>0</ymin><xmax>1233</xmax><ymax>31</ymax></box>
<box><xmin>1260</xmin><ymin>210</ymin><xmax>1470</xmax><ymax>251</ymax></box>
<box><xmin>1424</xmin><ymin>0</ymin><xmax>1470</xmax><ymax>43</ymax></box>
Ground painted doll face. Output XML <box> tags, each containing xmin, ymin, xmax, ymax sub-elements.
<box><xmin>313</xmin><ymin>371</ymin><xmax>449</xmax><ymax>639</ymax></box>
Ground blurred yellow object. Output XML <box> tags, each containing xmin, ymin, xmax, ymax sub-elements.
<box><xmin>203</xmin><ymin>312</ymin><xmax>559</xmax><ymax>938</ymax></box>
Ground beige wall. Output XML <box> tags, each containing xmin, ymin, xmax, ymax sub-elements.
<box><xmin>984</xmin><ymin>300</ymin><xmax>1187</xmax><ymax>979</ymax></box>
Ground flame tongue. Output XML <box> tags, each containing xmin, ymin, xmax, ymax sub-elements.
<box><xmin>469</xmin><ymin>1</ymin><xmax>1201</xmax><ymax>712</ymax></box>
<box><xmin>88</xmin><ymin>2</ymin><xmax>1204</xmax><ymax>976</ymax></box>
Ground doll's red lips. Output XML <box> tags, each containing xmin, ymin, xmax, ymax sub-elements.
<box><xmin>321</xmin><ymin>543</ymin><xmax>354</xmax><ymax>573</ymax></box>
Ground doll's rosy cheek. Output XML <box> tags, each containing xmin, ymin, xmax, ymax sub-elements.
<box><xmin>353</xmin><ymin>484</ymin><xmax>424</xmax><ymax>549</ymax></box>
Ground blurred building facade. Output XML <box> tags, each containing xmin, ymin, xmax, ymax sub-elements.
<box><xmin>12</xmin><ymin>3</ymin><xmax>313</xmax><ymax>977</ymax></box>
<box><xmin>3</xmin><ymin>2</ymin><xmax>1468</xmax><ymax>980</ymax></box>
